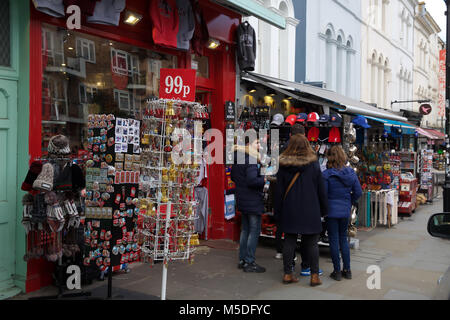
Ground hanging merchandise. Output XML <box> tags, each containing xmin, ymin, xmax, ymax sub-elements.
<box><xmin>64</xmin><ymin>0</ymin><xmax>100</xmax><ymax>16</ymax></box>
<box><xmin>138</xmin><ymin>99</ymin><xmax>207</xmax><ymax>299</ymax></box>
<box><xmin>84</xmin><ymin>114</ymin><xmax>141</xmax><ymax>279</ymax></box>
<box><xmin>32</xmin><ymin>0</ymin><xmax>65</xmax><ymax>18</ymax></box>
<box><xmin>150</xmin><ymin>0</ymin><xmax>179</xmax><ymax>48</ymax></box>
<box><xmin>190</xmin><ymin>0</ymin><xmax>210</xmax><ymax>56</ymax></box>
<box><xmin>236</xmin><ymin>21</ymin><xmax>256</xmax><ymax>72</ymax></box>
<box><xmin>418</xmin><ymin>149</ymin><xmax>434</xmax><ymax>202</ymax></box>
<box><xmin>176</xmin><ymin>0</ymin><xmax>195</xmax><ymax>51</ymax></box>
<box><xmin>86</xmin><ymin>0</ymin><xmax>126</xmax><ymax>26</ymax></box>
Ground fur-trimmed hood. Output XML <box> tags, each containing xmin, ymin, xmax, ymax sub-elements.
<box><xmin>279</xmin><ymin>153</ymin><xmax>317</xmax><ymax>168</ymax></box>
<box><xmin>232</xmin><ymin>145</ymin><xmax>260</xmax><ymax>162</ymax></box>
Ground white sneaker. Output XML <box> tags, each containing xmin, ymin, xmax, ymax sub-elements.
<box><xmin>274</xmin><ymin>253</ymin><xmax>283</xmax><ymax>260</ymax></box>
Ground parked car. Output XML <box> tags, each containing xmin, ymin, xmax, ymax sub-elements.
<box><xmin>427</xmin><ymin>212</ymin><xmax>450</xmax><ymax>300</ymax></box>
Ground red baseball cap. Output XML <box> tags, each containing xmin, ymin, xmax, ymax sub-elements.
<box><xmin>285</xmin><ymin>115</ymin><xmax>297</xmax><ymax>126</ymax></box>
<box><xmin>307</xmin><ymin>127</ymin><xmax>320</xmax><ymax>142</ymax></box>
<box><xmin>307</xmin><ymin>112</ymin><xmax>320</xmax><ymax>122</ymax></box>
<box><xmin>329</xmin><ymin>127</ymin><xmax>341</xmax><ymax>143</ymax></box>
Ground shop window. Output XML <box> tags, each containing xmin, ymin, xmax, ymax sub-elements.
<box><xmin>42</xmin><ymin>28</ymin><xmax>65</xmax><ymax>67</ymax></box>
<box><xmin>40</xmin><ymin>23</ymin><xmax>177</xmax><ymax>155</ymax></box>
<box><xmin>76</xmin><ymin>37</ymin><xmax>96</xmax><ymax>63</ymax></box>
<box><xmin>79</xmin><ymin>84</ymin><xmax>97</xmax><ymax>104</ymax></box>
<box><xmin>191</xmin><ymin>54</ymin><xmax>209</xmax><ymax>79</ymax></box>
<box><xmin>0</xmin><ymin>0</ymin><xmax>10</xmax><ymax>67</ymax></box>
<box><xmin>114</xmin><ymin>89</ymin><xmax>134</xmax><ymax>111</ymax></box>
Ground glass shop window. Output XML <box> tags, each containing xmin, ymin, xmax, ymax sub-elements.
<box><xmin>40</xmin><ymin>23</ymin><xmax>178</xmax><ymax>155</ymax></box>
<box><xmin>0</xmin><ymin>0</ymin><xmax>11</xmax><ymax>67</ymax></box>
<box><xmin>76</xmin><ymin>37</ymin><xmax>96</xmax><ymax>63</ymax></box>
<box><xmin>191</xmin><ymin>54</ymin><xmax>209</xmax><ymax>79</ymax></box>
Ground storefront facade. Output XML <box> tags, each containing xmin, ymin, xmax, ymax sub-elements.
<box><xmin>0</xmin><ymin>0</ymin><xmax>30</xmax><ymax>297</ymax></box>
<box><xmin>1</xmin><ymin>0</ymin><xmax>287</xmax><ymax>294</ymax></box>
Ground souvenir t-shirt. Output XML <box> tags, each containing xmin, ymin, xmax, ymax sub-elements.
<box><xmin>175</xmin><ymin>0</ymin><xmax>195</xmax><ymax>51</ymax></box>
<box><xmin>33</xmin><ymin>0</ymin><xmax>65</xmax><ymax>18</ymax></box>
<box><xmin>150</xmin><ymin>0</ymin><xmax>179</xmax><ymax>48</ymax></box>
<box><xmin>86</xmin><ymin>0</ymin><xmax>126</xmax><ymax>26</ymax></box>
<box><xmin>64</xmin><ymin>0</ymin><xmax>99</xmax><ymax>16</ymax></box>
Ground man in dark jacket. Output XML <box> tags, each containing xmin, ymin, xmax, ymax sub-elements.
<box><xmin>231</xmin><ymin>137</ymin><xmax>267</xmax><ymax>273</ymax></box>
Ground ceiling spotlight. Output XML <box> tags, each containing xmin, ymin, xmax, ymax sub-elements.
<box><xmin>68</xmin><ymin>47</ymin><xmax>74</xmax><ymax>51</ymax></box>
<box><xmin>124</xmin><ymin>11</ymin><xmax>142</xmax><ymax>25</ymax></box>
<box><xmin>207</xmin><ymin>39</ymin><xmax>220</xmax><ymax>50</ymax></box>
<box><xmin>267</xmin><ymin>89</ymin><xmax>277</xmax><ymax>96</ymax></box>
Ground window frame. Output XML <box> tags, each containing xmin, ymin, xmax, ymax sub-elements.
<box><xmin>76</xmin><ymin>37</ymin><xmax>96</xmax><ymax>63</ymax></box>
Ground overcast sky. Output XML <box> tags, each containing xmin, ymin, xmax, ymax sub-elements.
<box><xmin>426</xmin><ymin>0</ymin><xmax>447</xmax><ymax>41</ymax></box>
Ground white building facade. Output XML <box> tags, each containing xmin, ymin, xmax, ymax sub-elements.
<box><xmin>242</xmin><ymin>0</ymin><xmax>299</xmax><ymax>81</ymax></box>
<box><xmin>294</xmin><ymin>0</ymin><xmax>362</xmax><ymax>100</ymax></box>
<box><xmin>413</xmin><ymin>2</ymin><xmax>445</xmax><ymax>129</ymax></box>
<box><xmin>360</xmin><ymin>0</ymin><xmax>416</xmax><ymax>113</ymax></box>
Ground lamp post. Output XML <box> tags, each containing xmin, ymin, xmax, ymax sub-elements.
<box><xmin>443</xmin><ymin>0</ymin><xmax>450</xmax><ymax>212</ymax></box>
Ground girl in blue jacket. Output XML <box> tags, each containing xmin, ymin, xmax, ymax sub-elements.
<box><xmin>323</xmin><ymin>146</ymin><xmax>362</xmax><ymax>281</ymax></box>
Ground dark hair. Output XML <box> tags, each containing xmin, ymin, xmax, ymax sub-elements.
<box><xmin>291</xmin><ymin>123</ymin><xmax>305</xmax><ymax>136</ymax></box>
<box><xmin>281</xmin><ymin>134</ymin><xmax>316</xmax><ymax>159</ymax></box>
<box><xmin>326</xmin><ymin>145</ymin><xmax>347</xmax><ymax>169</ymax></box>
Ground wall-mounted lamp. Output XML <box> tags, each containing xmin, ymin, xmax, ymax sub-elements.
<box><xmin>207</xmin><ymin>39</ymin><xmax>220</xmax><ymax>49</ymax></box>
<box><xmin>267</xmin><ymin>89</ymin><xmax>277</xmax><ymax>96</ymax></box>
<box><xmin>124</xmin><ymin>11</ymin><xmax>142</xmax><ymax>25</ymax></box>
<box><xmin>247</xmin><ymin>85</ymin><xmax>257</xmax><ymax>94</ymax></box>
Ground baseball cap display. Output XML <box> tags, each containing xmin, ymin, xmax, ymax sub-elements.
<box><xmin>285</xmin><ymin>115</ymin><xmax>297</xmax><ymax>126</ymax></box>
<box><xmin>307</xmin><ymin>112</ymin><xmax>320</xmax><ymax>123</ymax></box>
<box><xmin>329</xmin><ymin>127</ymin><xmax>341</xmax><ymax>143</ymax></box>
<box><xmin>319</xmin><ymin>114</ymin><xmax>330</xmax><ymax>123</ymax></box>
<box><xmin>271</xmin><ymin>113</ymin><xmax>284</xmax><ymax>126</ymax></box>
<box><xmin>307</xmin><ymin>127</ymin><xmax>320</xmax><ymax>142</ymax></box>
<box><xmin>296</xmin><ymin>113</ymin><xmax>308</xmax><ymax>123</ymax></box>
<box><xmin>329</xmin><ymin>113</ymin><xmax>343</xmax><ymax>127</ymax></box>
<box><xmin>352</xmin><ymin>115</ymin><xmax>371</xmax><ymax>129</ymax></box>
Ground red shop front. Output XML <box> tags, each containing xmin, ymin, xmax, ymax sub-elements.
<box><xmin>27</xmin><ymin>0</ymin><xmax>241</xmax><ymax>293</ymax></box>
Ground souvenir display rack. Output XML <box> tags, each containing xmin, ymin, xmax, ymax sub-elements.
<box><xmin>83</xmin><ymin>114</ymin><xmax>141</xmax><ymax>298</ymax></box>
<box><xmin>418</xmin><ymin>149</ymin><xmax>434</xmax><ymax>202</ymax></box>
<box><xmin>137</xmin><ymin>99</ymin><xmax>203</xmax><ymax>300</ymax></box>
<box><xmin>22</xmin><ymin>152</ymin><xmax>89</xmax><ymax>299</ymax></box>
<box><xmin>399</xmin><ymin>151</ymin><xmax>417</xmax><ymax>176</ymax></box>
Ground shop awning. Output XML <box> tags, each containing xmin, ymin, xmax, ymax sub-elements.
<box><xmin>213</xmin><ymin>0</ymin><xmax>286</xmax><ymax>29</ymax></box>
<box><xmin>243</xmin><ymin>72</ymin><xmax>408</xmax><ymax>122</ymax></box>
<box><xmin>365</xmin><ymin>116</ymin><xmax>417</xmax><ymax>135</ymax></box>
<box><xmin>426</xmin><ymin>128</ymin><xmax>446</xmax><ymax>140</ymax></box>
<box><xmin>416</xmin><ymin>127</ymin><xmax>439</xmax><ymax>140</ymax></box>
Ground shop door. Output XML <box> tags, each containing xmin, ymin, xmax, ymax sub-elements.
<box><xmin>0</xmin><ymin>79</ymin><xmax>18</xmax><ymax>293</ymax></box>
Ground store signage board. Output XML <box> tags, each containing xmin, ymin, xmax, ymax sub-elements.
<box><xmin>160</xmin><ymin>69</ymin><xmax>197</xmax><ymax>102</ymax></box>
<box><xmin>419</xmin><ymin>104</ymin><xmax>432</xmax><ymax>116</ymax></box>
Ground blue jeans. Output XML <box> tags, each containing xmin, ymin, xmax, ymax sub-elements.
<box><xmin>327</xmin><ymin>217</ymin><xmax>351</xmax><ymax>272</ymax></box>
<box><xmin>239</xmin><ymin>213</ymin><xmax>262</xmax><ymax>264</ymax></box>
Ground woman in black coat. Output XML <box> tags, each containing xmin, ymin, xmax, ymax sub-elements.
<box><xmin>274</xmin><ymin>134</ymin><xmax>328</xmax><ymax>286</ymax></box>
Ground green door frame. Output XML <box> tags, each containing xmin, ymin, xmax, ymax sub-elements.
<box><xmin>0</xmin><ymin>0</ymin><xmax>30</xmax><ymax>294</ymax></box>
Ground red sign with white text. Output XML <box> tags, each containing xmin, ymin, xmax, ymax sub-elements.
<box><xmin>159</xmin><ymin>69</ymin><xmax>197</xmax><ymax>102</ymax></box>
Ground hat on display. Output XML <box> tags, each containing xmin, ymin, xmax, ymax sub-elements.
<box><xmin>48</xmin><ymin>135</ymin><xmax>71</xmax><ymax>155</ymax></box>
<box><xmin>285</xmin><ymin>115</ymin><xmax>297</xmax><ymax>126</ymax></box>
<box><xmin>32</xmin><ymin>163</ymin><xmax>54</xmax><ymax>192</ymax></box>
<box><xmin>352</xmin><ymin>115</ymin><xmax>371</xmax><ymax>129</ymax></box>
<box><xmin>296</xmin><ymin>113</ymin><xmax>308</xmax><ymax>123</ymax></box>
<box><xmin>329</xmin><ymin>127</ymin><xmax>342</xmax><ymax>143</ymax></box>
<box><xmin>307</xmin><ymin>112</ymin><xmax>320</xmax><ymax>123</ymax></box>
<box><xmin>329</xmin><ymin>113</ymin><xmax>343</xmax><ymax>127</ymax></box>
<box><xmin>319</xmin><ymin>114</ymin><xmax>330</xmax><ymax>123</ymax></box>
<box><xmin>271</xmin><ymin>113</ymin><xmax>284</xmax><ymax>126</ymax></box>
<box><xmin>307</xmin><ymin>127</ymin><xmax>320</xmax><ymax>142</ymax></box>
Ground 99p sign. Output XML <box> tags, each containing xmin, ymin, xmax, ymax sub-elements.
<box><xmin>159</xmin><ymin>69</ymin><xmax>197</xmax><ymax>102</ymax></box>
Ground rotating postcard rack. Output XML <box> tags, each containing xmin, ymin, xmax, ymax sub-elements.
<box><xmin>138</xmin><ymin>99</ymin><xmax>205</xmax><ymax>300</ymax></box>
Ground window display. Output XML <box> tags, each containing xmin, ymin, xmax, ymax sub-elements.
<box><xmin>41</xmin><ymin>24</ymin><xmax>178</xmax><ymax>156</ymax></box>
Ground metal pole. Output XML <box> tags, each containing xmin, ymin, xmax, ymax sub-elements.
<box><xmin>444</xmin><ymin>0</ymin><xmax>450</xmax><ymax>212</ymax></box>
<box><xmin>161</xmin><ymin>202</ymin><xmax>171</xmax><ymax>300</ymax></box>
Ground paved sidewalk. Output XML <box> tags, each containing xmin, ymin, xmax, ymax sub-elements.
<box><xmin>12</xmin><ymin>197</ymin><xmax>450</xmax><ymax>300</ymax></box>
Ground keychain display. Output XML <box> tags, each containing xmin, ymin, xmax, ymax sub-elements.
<box><xmin>138</xmin><ymin>99</ymin><xmax>204</xmax><ymax>265</ymax></box>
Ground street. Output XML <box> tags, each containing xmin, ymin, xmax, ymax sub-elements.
<box><xmin>13</xmin><ymin>195</ymin><xmax>450</xmax><ymax>301</ymax></box>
